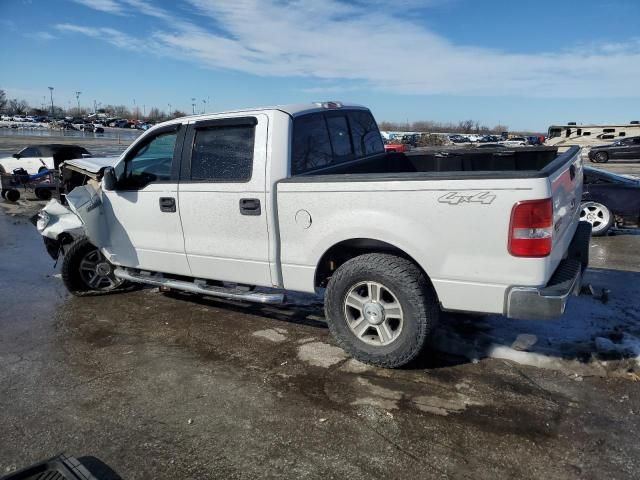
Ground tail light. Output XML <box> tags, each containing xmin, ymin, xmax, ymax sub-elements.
<box><xmin>509</xmin><ymin>198</ymin><xmax>553</xmax><ymax>257</ymax></box>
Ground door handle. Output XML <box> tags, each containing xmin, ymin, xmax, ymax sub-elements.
<box><xmin>159</xmin><ymin>197</ymin><xmax>176</xmax><ymax>213</ymax></box>
<box><xmin>240</xmin><ymin>198</ymin><xmax>261</xmax><ymax>216</ymax></box>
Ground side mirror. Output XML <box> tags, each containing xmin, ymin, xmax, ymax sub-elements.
<box><xmin>12</xmin><ymin>153</ymin><xmax>20</xmax><ymax>159</ymax></box>
<box><xmin>102</xmin><ymin>167</ymin><xmax>117</xmax><ymax>191</ymax></box>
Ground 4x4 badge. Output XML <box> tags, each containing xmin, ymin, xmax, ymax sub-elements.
<box><xmin>438</xmin><ymin>191</ymin><xmax>496</xmax><ymax>205</ymax></box>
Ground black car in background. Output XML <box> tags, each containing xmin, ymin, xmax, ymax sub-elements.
<box><xmin>581</xmin><ymin>166</ymin><xmax>640</xmax><ymax>235</ymax></box>
<box><xmin>589</xmin><ymin>136</ymin><xmax>640</xmax><ymax>163</ymax></box>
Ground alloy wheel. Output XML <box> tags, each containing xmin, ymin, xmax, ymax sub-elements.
<box><xmin>78</xmin><ymin>248</ymin><xmax>123</xmax><ymax>291</ymax></box>
<box><xmin>580</xmin><ymin>203</ymin><xmax>610</xmax><ymax>233</ymax></box>
<box><xmin>343</xmin><ymin>281</ymin><xmax>404</xmax><ymax>346</ymax></box>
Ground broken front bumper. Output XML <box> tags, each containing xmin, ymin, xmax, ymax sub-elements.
<box><xmin>505</xmin><ymin>221</ymin><xmax>592</xmax><ymax>320</ymax></box>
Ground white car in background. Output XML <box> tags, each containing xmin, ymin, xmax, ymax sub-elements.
<box><xmin>0</xmin><ymin>144</ymin><xmax>92</xmax><ymax>175</ymax></box>
<box><xmin>500</xmin><ymin>136</ymin><xmax>528</xmax><ymax>147</ymax></box>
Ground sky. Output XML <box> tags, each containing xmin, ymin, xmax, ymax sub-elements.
<box><xmin>1</xmin><ymin>0</ymin><xmax>640</xmax><ymax>131</ymax></box>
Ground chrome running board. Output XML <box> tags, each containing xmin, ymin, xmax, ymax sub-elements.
<box><xmin>114</xmin><ymin>268</ymin><xmax>285</xmax><ymax>304</ymax></box>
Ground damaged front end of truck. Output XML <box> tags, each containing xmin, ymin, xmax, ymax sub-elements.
<box><xmin>34</xmin><ymin>158</ymin><xmax>116</xmax><ymax>260</ymax></box>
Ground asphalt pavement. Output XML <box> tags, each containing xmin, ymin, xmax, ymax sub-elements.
<box><xmin>1</xmin><ymin>197</ymin><xmax>639</xmax><ymax>479</ymax></box>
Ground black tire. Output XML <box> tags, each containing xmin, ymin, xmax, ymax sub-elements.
<box><xmin>325</xmin><ymin>253</ymin><xmax>439</xmax><ymax>368</ymax></box>
<box><xmin>594</xmin><ymin>151</ymin><xmax>609</xmax><ymax>163</ymax></box>
<box><xmin>35</xmin><ymin>188</ymin><xmax>52</xmax><ymax>201</ymax></box>
<box><xmin>1</xmin><ymin>190</ymin><xmax>6</xmax><ymax>199</ymax></box>
<box><xmin>5</xmin><ymin>189</ymin><xmax>20</xmax><ymax>202</ymax></box>
<box><xmin>62</xmin><ymin>237</ymin><xmax>125</xmax><ymax>296</ymax></box>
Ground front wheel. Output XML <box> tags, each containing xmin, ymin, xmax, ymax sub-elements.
<box><xmin>62</xmin><ymin>238</ymin><xmax>125</xmax><ymax>295</ymax></box>
<box><xmin>580</xmin><ymin>201</ymin><xmax>614</xmax><ymax>236</ymax></box>
<box><xmin>325</xmin><ymin>253</ymin><xmax>439</xmax><ymax>368</ymax></box>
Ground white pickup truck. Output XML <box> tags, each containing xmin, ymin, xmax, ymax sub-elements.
<box><xmin>36</xmin><ymin>102</ymin><xmax>591</xmax><ymax>367</ymax></box>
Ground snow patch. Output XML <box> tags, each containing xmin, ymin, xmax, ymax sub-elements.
<box><xmin>252</xmin><ymin>328</ymin><xmax>287</xmax><ymax>343</ymax></box>
<box><xmin>297</xmin><ymin>341</ymin><xmax>348</xmax><ymax>368</ymax></box>
<box><xmin>430</xmin><ymin>269</ymin><xmax>640</xmax><ymax>375</ymax></box>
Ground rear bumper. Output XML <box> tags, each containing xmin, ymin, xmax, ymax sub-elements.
<box><xmin>505</xmin><ymin>221</ymin><xmax>592</xmax><ymax>320</ymax></box>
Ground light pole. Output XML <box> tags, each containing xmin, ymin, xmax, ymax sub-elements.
<box><xmin>48</xmin><ymin>87</ymin><xmax>54</xmax><ymax>117</ymax></box>
<box><xmin>191</xmin><ymin>97</ymin><xmax>196</xmax><ymax>115</ymax></box>
<box><xmin>75</xmin><ymin>91</ymin><xmax>82</xmax><ymax>114</ymax></box>
<box><xmin>167</xmin><ymin>103</ymin><xmax>172</xmax><ymax>118</ymax></box>
<box><xmin>202</xmin><ymin>99</ymin><xmax>206</xmax><ymax>114</ymax></box>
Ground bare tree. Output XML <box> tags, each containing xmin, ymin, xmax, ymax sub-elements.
<box><xmin>8</xmin><ymin>99</ymin><xmax>29</xmax><ymax>115</ymax></box>
<box><xmin>104</xmin><ymin>104</ymin><xmax>132</xmax><ymax>118</ymax></box>
<box><xmin>170</xmin><ymin>110</ymin><xmax>187</xmax><ymax>119</ymax></box>
<box><xmin>67</xmin><ymin>107</ymin><xmax>89</xmax><ymax>118</ymax></box>
<box><xmin>147</xmin><ymin>107</ymin><xmax>163</xmax><ymax>121</ymax></box>
<box><xmin>0</xmin><ymin>89</ymin><xmax>7</xmax><ymax>113</ymax></box>
<box><xmin>457</xmin><ymin>120</ymin><xmax>474</xmax><ymax>134</ymax></box>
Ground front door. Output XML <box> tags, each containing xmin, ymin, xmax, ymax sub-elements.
<box><xmin>178</xmin><ymin>115</ymin><xmax>272</xmax><ymax>287</ymax></box>
<box><xmin>100</xmin><ymin>124</ymin><xmax>191</xmax><ymax>276</ymax></box>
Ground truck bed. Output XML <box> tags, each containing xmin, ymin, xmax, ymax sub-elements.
<box><xmin>276</xmin><ymin>144</ymin><xmax>583</xmax><ymax>316</ymax></box>
<box><xmin>293</xmin><ymin>146</ymin><xmax>566</xmax><ymax>180</ymax></box>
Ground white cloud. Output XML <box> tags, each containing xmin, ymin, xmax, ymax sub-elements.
<box><xmin>55</xmin><ymin>23</ymin><xmax>139</xmax><ymax>50</ymax></box>
<box><xmin>58</xmin><ymin>0</ymin><xmax>640</xmax><ymax>98</ymax></box>
<box><xmin>33</xmin><ymin>31</ymin><xmax>56</xmax><ymax>41</ymax></box>
<box><xmin>71</xmin><ymin>0</ymin><xmax>125</xmax><ymax>15</ymax></box>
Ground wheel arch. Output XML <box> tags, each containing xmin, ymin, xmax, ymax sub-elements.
<box><xmin>314</xmin><ymin>237</ymin><xmax>433</xmax><ymax>290</ymax></box>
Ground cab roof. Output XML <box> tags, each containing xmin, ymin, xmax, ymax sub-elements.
<box><xmin>178</xmin><ymin>101</ymin><xmax>369</xmax><ymax>122</ymax></box>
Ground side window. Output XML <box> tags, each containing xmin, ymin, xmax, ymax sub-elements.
<box><xmin>348</xmin><ymin>111</ymin><xmax>384</xmax><ymax>156</ymax></box>
<box><xmin>190</xmin><ymin>124</ymin><xmax>255</xmax><ymax>182</ymax></box>
<box><xmin>292</xmin><ymin>113</ymin><xmax>333</xmax><ymax>175</ymax></box>
<box><xmin>326</xmin><ymin>115</ymin><xmax>353</xmax><ymax>157</ymax></box>
<box><xmin>120</xmin><ymin>130</ymin><xmax>177</xmax><ymax>189</ymax></box>
<box><xmin>19</xmin><ymin>147</ymin><xmax>41</xmax><ymax>157</ymax></box>
<box><xmin>633</xmin><ymin>137</ymin><xmax>640</xmax><ymax>144</ymax></box>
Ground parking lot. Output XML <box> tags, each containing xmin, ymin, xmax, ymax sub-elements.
<box><xmin>1</xmin><ymin>135</ymin><xmax>639</xmax><ymax>479</ymax></box>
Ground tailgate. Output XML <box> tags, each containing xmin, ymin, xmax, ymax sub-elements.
<box><xmin>548</xmin><ymin>146</ymin><xmax>583</xmax><ymax>268</ymax></box>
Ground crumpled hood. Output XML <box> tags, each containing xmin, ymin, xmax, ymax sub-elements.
<box><xmin>63</xmin><ymin>156</ymin><xmax>119</xmax><ymax>174</ymax></box>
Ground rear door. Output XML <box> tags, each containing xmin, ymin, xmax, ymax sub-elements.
<box><xmin>609</xmin><ymin>139</ymin><xmax>630</xmax><ymax>159</ymax></box>
<box><xmin>627</xmin><ymin>137</ymin><xmax>640</xmax><ymax>159</ymax></box>
<box><xmin>177</xmin><ymin>115</ymin><xmax>272</xmax><ymax>286</ymax></box>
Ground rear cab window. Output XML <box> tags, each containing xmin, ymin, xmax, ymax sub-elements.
<box><xmin>291</xmin><ymin>109</ymin><xmax>384</xmax><ymax>175</ymax></box>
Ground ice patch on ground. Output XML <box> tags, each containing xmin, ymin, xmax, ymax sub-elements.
<box><xmin>252</xmin><ymin>328</ymin><xmax>288</xmax><ymax>343</ymax></box>
<box><xmin>430</xmin><ymin>269</ymin><xmax>640</xmax><ymax>376</ymax></box>
<box><xmin>297</xmin><ymin>341</ymin><xmax>348</xmax><ymax>368</ymax></box>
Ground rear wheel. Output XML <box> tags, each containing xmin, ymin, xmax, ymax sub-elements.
<box><xmin>62</xmin><ymin>238</ymin><xmax>125</xmax><ymax>295</ymax></box>
<box><xmin>5</xmin><ymin>189</ymin><xmax>20</xmax><ymax>202</ymax></box>
<box><xmin>325</xmin><ymin>253</ymin><xmax>439</xmax><ymax>368</ymax></box>
<box><xmin>580</xmin><ymin>201</ymin><xmax>613</xmax><ymax>236</ymax></box>
<box><xmin>593</xmin><ymin>151</ymin><xmax>609</xmax><ymax>163</ymax></box>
